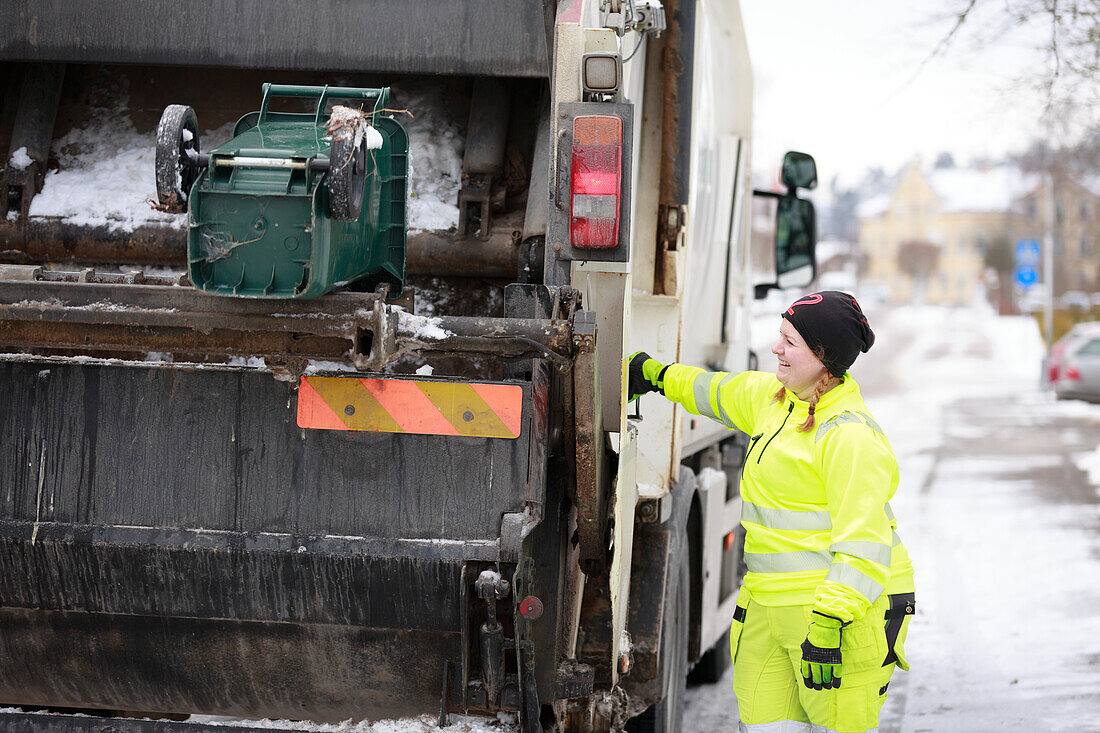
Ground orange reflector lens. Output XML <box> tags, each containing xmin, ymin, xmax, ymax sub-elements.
<box><xmin>573</xmin><ymin>115</ymin><xmax>622</xmax><ymax>146</ymax></box>
<box><xmin>297</xmin><ymin>376</ymin><xmax>522</xmax><ymax>439</ymax></box>
<box><xmin>724</xmin><ymin>531</ymin><xmax>736</xmax><ymax>552</ymax></box>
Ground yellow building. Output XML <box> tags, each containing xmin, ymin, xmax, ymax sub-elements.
<box><xmin>859</xmin><ymin>163</ymin><xmax>1100</xmax><ymax>306</ymax></box>
<box><xmin>858</xmin><ymin>164</ymin><xmax>1029</xmax><ymax>305</ymax></box>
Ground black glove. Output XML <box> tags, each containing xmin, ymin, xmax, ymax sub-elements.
<box><xmin>628</xmin><ymin>351</ymin><xmax>665</xmax><ymax>401</ymax></box>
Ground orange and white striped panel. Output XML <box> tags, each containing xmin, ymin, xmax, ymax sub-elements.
<box><xmin>297</xmin><ymin>376</ymin><xmax>523</xmax><ymax>439</ymax></box>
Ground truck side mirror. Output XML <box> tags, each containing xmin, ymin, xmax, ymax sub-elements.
<box><xmin>752</xmin><ymin>150</ymin><xmax>818</xmax><ymax>298</ymax></box>
<box><xmin>775</xmin><ymin>195</ymin><xmax>816</xmax><ymax>289</ymax></box>
<box><xmin>781</xmin><ymin>151</ymin><xmax>817</xmax><ymax>190</ymax></box>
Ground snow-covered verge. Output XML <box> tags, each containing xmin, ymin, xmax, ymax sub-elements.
<box><xmin>1076</xmin><ymin>443</ymin><xmax>1100</xmax><ymax>495</ymax></box>
<box><xmin>18</xmin><ymin>74</ymin><xmax>464</xmax><ymax>234</ymax></box>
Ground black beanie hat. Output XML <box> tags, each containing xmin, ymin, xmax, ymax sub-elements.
<box><xmin>781</xmin><ymin>291</ymin><xmax>875</xmax><ymax>377</ymax></box>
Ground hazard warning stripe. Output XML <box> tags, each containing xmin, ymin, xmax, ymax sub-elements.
<box><xmin>296</xmin><ymin>376</ymin><xmax>523</xmax><ymax>439</ymax></box>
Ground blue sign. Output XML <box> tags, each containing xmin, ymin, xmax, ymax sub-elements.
<box><xmin>1015</xmin><ymin>267</ymin><xmax>1038</xmax><ymax>288</ymax></box>
<box><xmin>1014</xmin><ymin>239</ymin><xmax>1040</xmax><ymax>289</ymax></box>
<box><xmin>1015</xmin><ymin>239</ymin><xmax>1040</xmax><ymax>267</ymax></box>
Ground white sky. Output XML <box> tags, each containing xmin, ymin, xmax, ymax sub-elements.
<box><xmin>740</xmin><ymin>1</ymin><xmax>1073</xmax><ymax>188</ymax></box>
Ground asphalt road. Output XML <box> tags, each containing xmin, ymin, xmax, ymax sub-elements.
<box><xmin>683</xmin><ymin>305</ymin><xmax>1100</xmax><ymax>732</ymax></box>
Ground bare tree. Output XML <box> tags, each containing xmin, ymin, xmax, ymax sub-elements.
<box><xmin>982</xmin><ymin>236</ymin><xmax>1017</xmax><ymax>314</ymax></box>
<box><xmin>897</xmin><ymin>240</ymin><xmax>943</xmax><ymax>302</ymax></box>
<box><xmin>932</xmin><ymin>1</ymin><xmax>1100</xmax><ymax>124</ymax></box>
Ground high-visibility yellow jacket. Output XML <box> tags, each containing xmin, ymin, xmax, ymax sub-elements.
<box><xmin>662</xmin><ymin>367</ymin><xmax>915</xmax><ymax>623</ymax></box>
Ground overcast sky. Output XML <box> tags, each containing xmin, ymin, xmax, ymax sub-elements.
<box><xmin>740</xmin><ymin>1</ymin><xmax>1078</xmax><ymax>189</ymax></box>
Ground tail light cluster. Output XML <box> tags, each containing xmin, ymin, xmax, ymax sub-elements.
<box><xmin>570</xmin><ymin>115</ymin><xmax>622</xmax><ymax>249</ymax></box>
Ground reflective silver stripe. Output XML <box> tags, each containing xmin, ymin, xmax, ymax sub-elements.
<box><xmin>811</xmin><ymin>725</ymin><xmax>878</xmax><ymax>733</ymax></box>
<box><xmin>692</xmin><ymin>373</ymin><xmax>720</xmax><ymax>421</ymax></box>
<box><xmin>825</xmin><ymin>562</ymin><xmax>884</xmax><ymax>603</ymax></box>
<box><xmin>745</xmin><ymin>550</ymin><xmax>832</xmax><ymax>573</ymax></box>
<box><xmin>814</xmin><ymin>411</ymin><xmax>862</xmax><ymax>443</ymax></box>
<box><xmin>739</xmin><ymin>721</ymin><xmax>812</xmax><ymax>733</ymax></box>
<box><xmin>714</xmin><ymin>373</ymin><xmax>739</xmax><ymax>429</ymax></box>
<box><xmin>892</xmin><ymin>530</ymin><xmax>902</xmax><ymax>547</ymax></box>
<box><xmin>742</xmin><ymin>500</ymin><xmax>833</xmax><ymax>531</ymax></box>
<box><xmin>829</xmin><ymin>540</ymin><xmax>892</xmax><ymax>566</ymax></box>
<box><xmin>884</xmin><ymin>502</ymin><xmax>896</xmax><ymax>521</ymax></box>
<box><xmin>857</xmin><ymin>410</ymin><xmax>885</xmax><ymax>437</ymax></box>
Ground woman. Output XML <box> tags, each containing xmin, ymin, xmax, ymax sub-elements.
<box><xmin>629</xmin><ymin>291</ymin><xmax>914</xmax><ymax>733</ymax></box>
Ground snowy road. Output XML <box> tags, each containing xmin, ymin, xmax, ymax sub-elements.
<box><xmin>685</xmin><ymin>304</ymin><xmax>1100</xmax><ymax>732</ymax></box>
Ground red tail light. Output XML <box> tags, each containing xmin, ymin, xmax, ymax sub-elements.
<box><xmin>1049</xmin><ymin>364</ymin><xmax>1060</xmax><ymax>382</ymax></box>
<box><xmin>570</xmin><ymin>115</ymin><xmax>622</xmax><ymax>249</ymax></box>
<box><xmin>1066</xmin><ymin>366</ymin><xmax>1081</xmax><ymax>381</ymax></box>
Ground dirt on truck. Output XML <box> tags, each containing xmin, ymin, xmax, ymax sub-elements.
<box><xmin>0</xmin><ymin>1</ymin><xmax>818</xmax><ymax>731</ymax></box>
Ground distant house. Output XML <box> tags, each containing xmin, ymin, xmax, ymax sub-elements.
<box><xmin>1014</xmin><ymin>175</ymin><xmax>1100</xmax><ymax>297</ymax></box>
<box><xmin>857</xmin><ymin>164</ymin><xmax>1031</xmax><ymax>305</ymax></box>
<box><xmin>858</xmin><ymin>163</ymin><xmax>1100</xmax><ymax>306</ymax></box>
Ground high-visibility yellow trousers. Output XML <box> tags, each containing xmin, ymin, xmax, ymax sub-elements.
<box><xmin>729</xmin><ymin>590</ymin><xmax>912</xmax><ymax>733</ymax></box>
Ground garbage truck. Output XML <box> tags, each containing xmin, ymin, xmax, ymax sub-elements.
<box><xmin>0</xmin><ymin>1</ymin><xmax>817</xmax><ymax>730</ymax></box>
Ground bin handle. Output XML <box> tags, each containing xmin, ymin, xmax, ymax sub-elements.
<box><xmin>257</xmin><ymin>83</ymin><xmax>387</xmax><ymax>127</ymax></box>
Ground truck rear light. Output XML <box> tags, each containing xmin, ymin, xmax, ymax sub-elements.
<box><xmin>570</xmin><ymin>115</ymin><xmax>622</xmax><ymax>249</ymax></box>
<box><xmin>723</xmin><ymin>531</ymin><xmax>736</xmax><ymax>552</ymax></box>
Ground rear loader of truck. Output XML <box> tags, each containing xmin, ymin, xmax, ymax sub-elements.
<box><xmin>0</xmin><ymin>1</ymin><xmax>818</xmax><ymax>730</ymax></box>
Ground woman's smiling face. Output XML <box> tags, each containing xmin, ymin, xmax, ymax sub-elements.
<box><xmin>771</xmin><ymin>318</ymin><xmax>829</xmax><ymax>400</ymax></box>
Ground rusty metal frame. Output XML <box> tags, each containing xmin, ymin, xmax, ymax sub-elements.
<box><xmin>571</xmin><ymin>309</ymin><xmax>610</xmax><ymax>573</ymax></box>
<box><xmin>0</xmin><ymin>279</ymin><xmax>574</xmax><ymax>372</ymax></box>
<box><xmin>0</xmin><ymin>221</ymin><xmax>525</xmax><ymax>279</ymax></box>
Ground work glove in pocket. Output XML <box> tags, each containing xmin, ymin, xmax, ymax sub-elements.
<box><xmin>801</xmin><ymin>611</ymin><xmax>848</xmax><ymax>690</ymax></box>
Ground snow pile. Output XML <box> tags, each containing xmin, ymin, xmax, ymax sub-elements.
<box><xmin>304</xmin><ymin>360</ymin><xmax>361</xmax><ymax>375</ymax></box>
<box><xmin>226</xmin><ymin>356</ymin><xmax>268</xmax><ymax>369</ymax></box>
<box><xmin>392</xmin><ymin>84</ymin><xmax>464</xmax><ymax>233</ymax></box>
<box><xmin>26</xmin><ymin>78</ymin><xmax>234</xmax><ymax>233</ymax></box>
<box><xmin>415</xmin><ymin>364</ymin><xmax>435</xmax><ymax>376</ymax></box>
<box><xmin>9</xmin><ymin>146</ymin><xmax>31</xmax><ymax>170</ymax></box>
<box><xmin>396</xmin><ymin>309</ymin><xmax>451</xmax><ymax>340</ymax></box>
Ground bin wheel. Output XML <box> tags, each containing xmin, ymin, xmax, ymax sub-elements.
<box><xmin>328</xmin><ymin>134</ymin><xmax>367</xmax><ymax>222</ymax></box>
<box><xmin>155</xmin><ymin>104</ymin><xmax>200</xmax><ymax>213</ymax></box>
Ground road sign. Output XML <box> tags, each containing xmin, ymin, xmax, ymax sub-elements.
<box><xmin>1015</xmin><ymin>239</ymin><xmax>1040</xmax><ymax>267</ymax></box>
<box><xmin>1015</xmin><ymin>239</ymin><xmax>1040</xmax><ymax>289</ymax></box>
<box><xmin>1015</xmin><ymin>266</ymin><xmax>1038</xmax><ymax>288</ymax></box>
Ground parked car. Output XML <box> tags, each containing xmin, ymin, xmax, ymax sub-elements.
<box><xmin>1054</xmin><ymin>331</ymin><xmax>1100</xmax><ymax>402</ymax></box>
<box><xmin>1044</xmin><ymin>321</ymin><xmax>1100</xmax><ymax>388</ymax></box>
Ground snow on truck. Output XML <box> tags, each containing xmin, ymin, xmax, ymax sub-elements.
<box><xmin>0</xmin><ymin>1</ymin><xmax>817</xmax><ymax>731</ymax></box>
